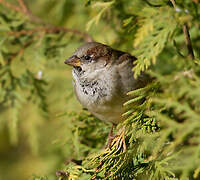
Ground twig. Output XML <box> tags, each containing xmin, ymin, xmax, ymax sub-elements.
<box><xmin>144</xmin><ymin>0</ymin><xmax>162</xmax><ymax>7</ymax></box>
<box><xmin>170</xmin><ymin>0</ymin><xmax>176</xmax><ymax>8</ymax></box>
<box><xmin>7</xmin><ymin>41</ymin><xmax>32</xmax><ymax>64</ymax></box>
<box><xmin>173</xmin><ymin>40</ymin><xmax>185</xmax><ymax>58</ymax></box>
<box><xmin>170</xmin><ymin>0</ymin><xmax>195</xmax><ymax>60</ymax></box>
<box><xmin>8</xmin><ymin>27</ymin><xmax>92</xmax><ymax>41</ymax></box>
<box><xmin>17</xmin><ymin>0</ymin><xmax>28</xmax><ymax>13</ymax></box>
<box><xmin>192</xmin><ymin>0</ymin><xmax>199</xmax><ymax>4</ymax></box>
<box><xmin>0</xmin><ymin>0</ymin><xmax>93</xmax><ymax>42</ymax></box>
<box><xmin>0</xmin><ymin>0</ymin><xmax>21</xmax><ymax>12</ymax></box>
<box><xmin>182</xmin><ymin>24</ymin><xmax>195</xmax><ymax>59</ymax></box>
<box><xmin>17</xmin><ymin>0</ymin><xmax>47</xmax><ymax>25</ymax></box>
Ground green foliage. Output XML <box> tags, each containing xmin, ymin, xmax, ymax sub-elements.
<box><xmin>86</xmin><ymin>1</ymin><xmax>115</xmax><ymax>31</ymax></box>
<box><xmin>1</xmin><ymin>0</ymin><xmax>200</xmax><ymax>180</ymax></box>
<box><xmin>61</xmin><ymin>1</ymin><xmax>200</xmax><ymax>180</ymax></box>
<box><xmin>133</xmin><ymin>6</ymin><xmax>178</xmax><ymax>78</ymax></box>
<box><xmin>32</xmin><ymin>175</ymin><xmax>49</xmax><ymax>180</ymax></box>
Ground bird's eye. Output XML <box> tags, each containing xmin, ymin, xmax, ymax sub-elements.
<box><xmin>84</xmin><ymin>55</ymin><xmax>91</xmax><ymax>60</ymax></box>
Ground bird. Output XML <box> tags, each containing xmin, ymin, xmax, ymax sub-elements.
<box><xmin>64</xmin><ymin>42</ymin><xmax>150</xmax><ymax>146</ymax></box>
<box><xmin>64</xmin><ymin>42</ymin><xmax>149</xmax><ymax>125</ymax></box>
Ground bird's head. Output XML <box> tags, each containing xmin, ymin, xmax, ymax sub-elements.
<box><xmin>64</xmin><ymin>42</ymin><xmax>116</xmax><ymax>76</ymax></box>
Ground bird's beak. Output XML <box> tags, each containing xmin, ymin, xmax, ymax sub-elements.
<box><xmin>64</xmin><ymin>55</ymin><xmax>82</xmax><ymax>67</ymax></box>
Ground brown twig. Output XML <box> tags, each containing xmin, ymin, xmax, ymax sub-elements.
<box><xmin>192</xmin><ymin>0</ymin><xmax>199</xmax><ymax>4</ymax></box>
<box><xmin>7</xmin><ymin>27</ymin><xmax>92</xmax><ymax>41</ymax></box>
<box><xmin>170</xmin><ymin>0</ymin><xmax>176</xmax><ymax>8</ymax></box>
<box><xmin>16</xmin><ymin>0</ymin><xmax>45</xmax><ymax>25</ymax></box>
<box><xmin>170</xmin><ymin>0</ymin><xmax>195</xmax><ymax>60</ymax></box>
<box><xmin>0</xmin><ymin>0</ymin><xmax>21</xmax><ymax>12</ymax></box>
<box><xmin>0</xmin><ymin>0</ymin><xmax>93</xmax><ymax>42</ymax></box>
<box><xmin>17</xmin><ymin>0</ymin><xmax>47</xmax><ymax>25</ymax></box>
<box><xmin>7</xmin><ymin>41</ymin><xmax>32</xmax><ymax>64</ymax></box>
<box><xmin>17</xmin><ymin>0</ymin><xmax>28</xmax><ymax>13</ymax></box>
<box><xmin>182</xmin><ymin>24</ymin><xmax>195</xmax><ymax>59</ymax></box>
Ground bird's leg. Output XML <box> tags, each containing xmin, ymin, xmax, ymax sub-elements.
<box><xmin>105</xmin><ymin>124</ymin><xmax>116</xmax><ymax>149</ymax></box>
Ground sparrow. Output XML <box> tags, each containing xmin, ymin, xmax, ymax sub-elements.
<box><xmin>64</xmin><ymin>42</ymin><xmax>149</xmax><ymax>125</ymax></box>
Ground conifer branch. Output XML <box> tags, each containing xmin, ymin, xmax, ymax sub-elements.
<box><xmin>170</xmin><ymin>0</ymin><xmax>195</xmax><ymax>60</ymax></box>
<box><xmin>0</xmin><ymin>0</ymin><xmax>93</xmax><ymax>42</ymax></box>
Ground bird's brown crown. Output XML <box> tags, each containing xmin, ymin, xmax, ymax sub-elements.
<box><xmin>65</xmin><ymin>42</ymin><xmax>136</xmax><ymax>67</ymax></box>
<box><xmin>74</xmin><ymin>42</ymin><xmax>112</xmax><ymax>63</ymax></box>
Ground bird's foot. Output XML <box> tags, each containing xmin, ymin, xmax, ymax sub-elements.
<box><xmin>105</xmin><ymin>126</ymin><xmax>126</xmax><ymax>151</ymax></box>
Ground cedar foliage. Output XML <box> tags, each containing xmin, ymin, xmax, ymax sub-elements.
<box><xmin>0</xmin><ymin>0</ymin><xmax>200</xmax><ymax>180</ymax></box>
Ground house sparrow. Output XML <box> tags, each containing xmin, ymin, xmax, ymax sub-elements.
<box><xmin>64</xmin><ymin>42</ymin><xmax>149</xmax><ymax>124</ymax></box>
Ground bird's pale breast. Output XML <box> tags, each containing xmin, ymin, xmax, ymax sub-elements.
<box><xmin>72</xmin><ymin>67</ymin><xmax>126</xmax><ymax>124</ymax></box>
